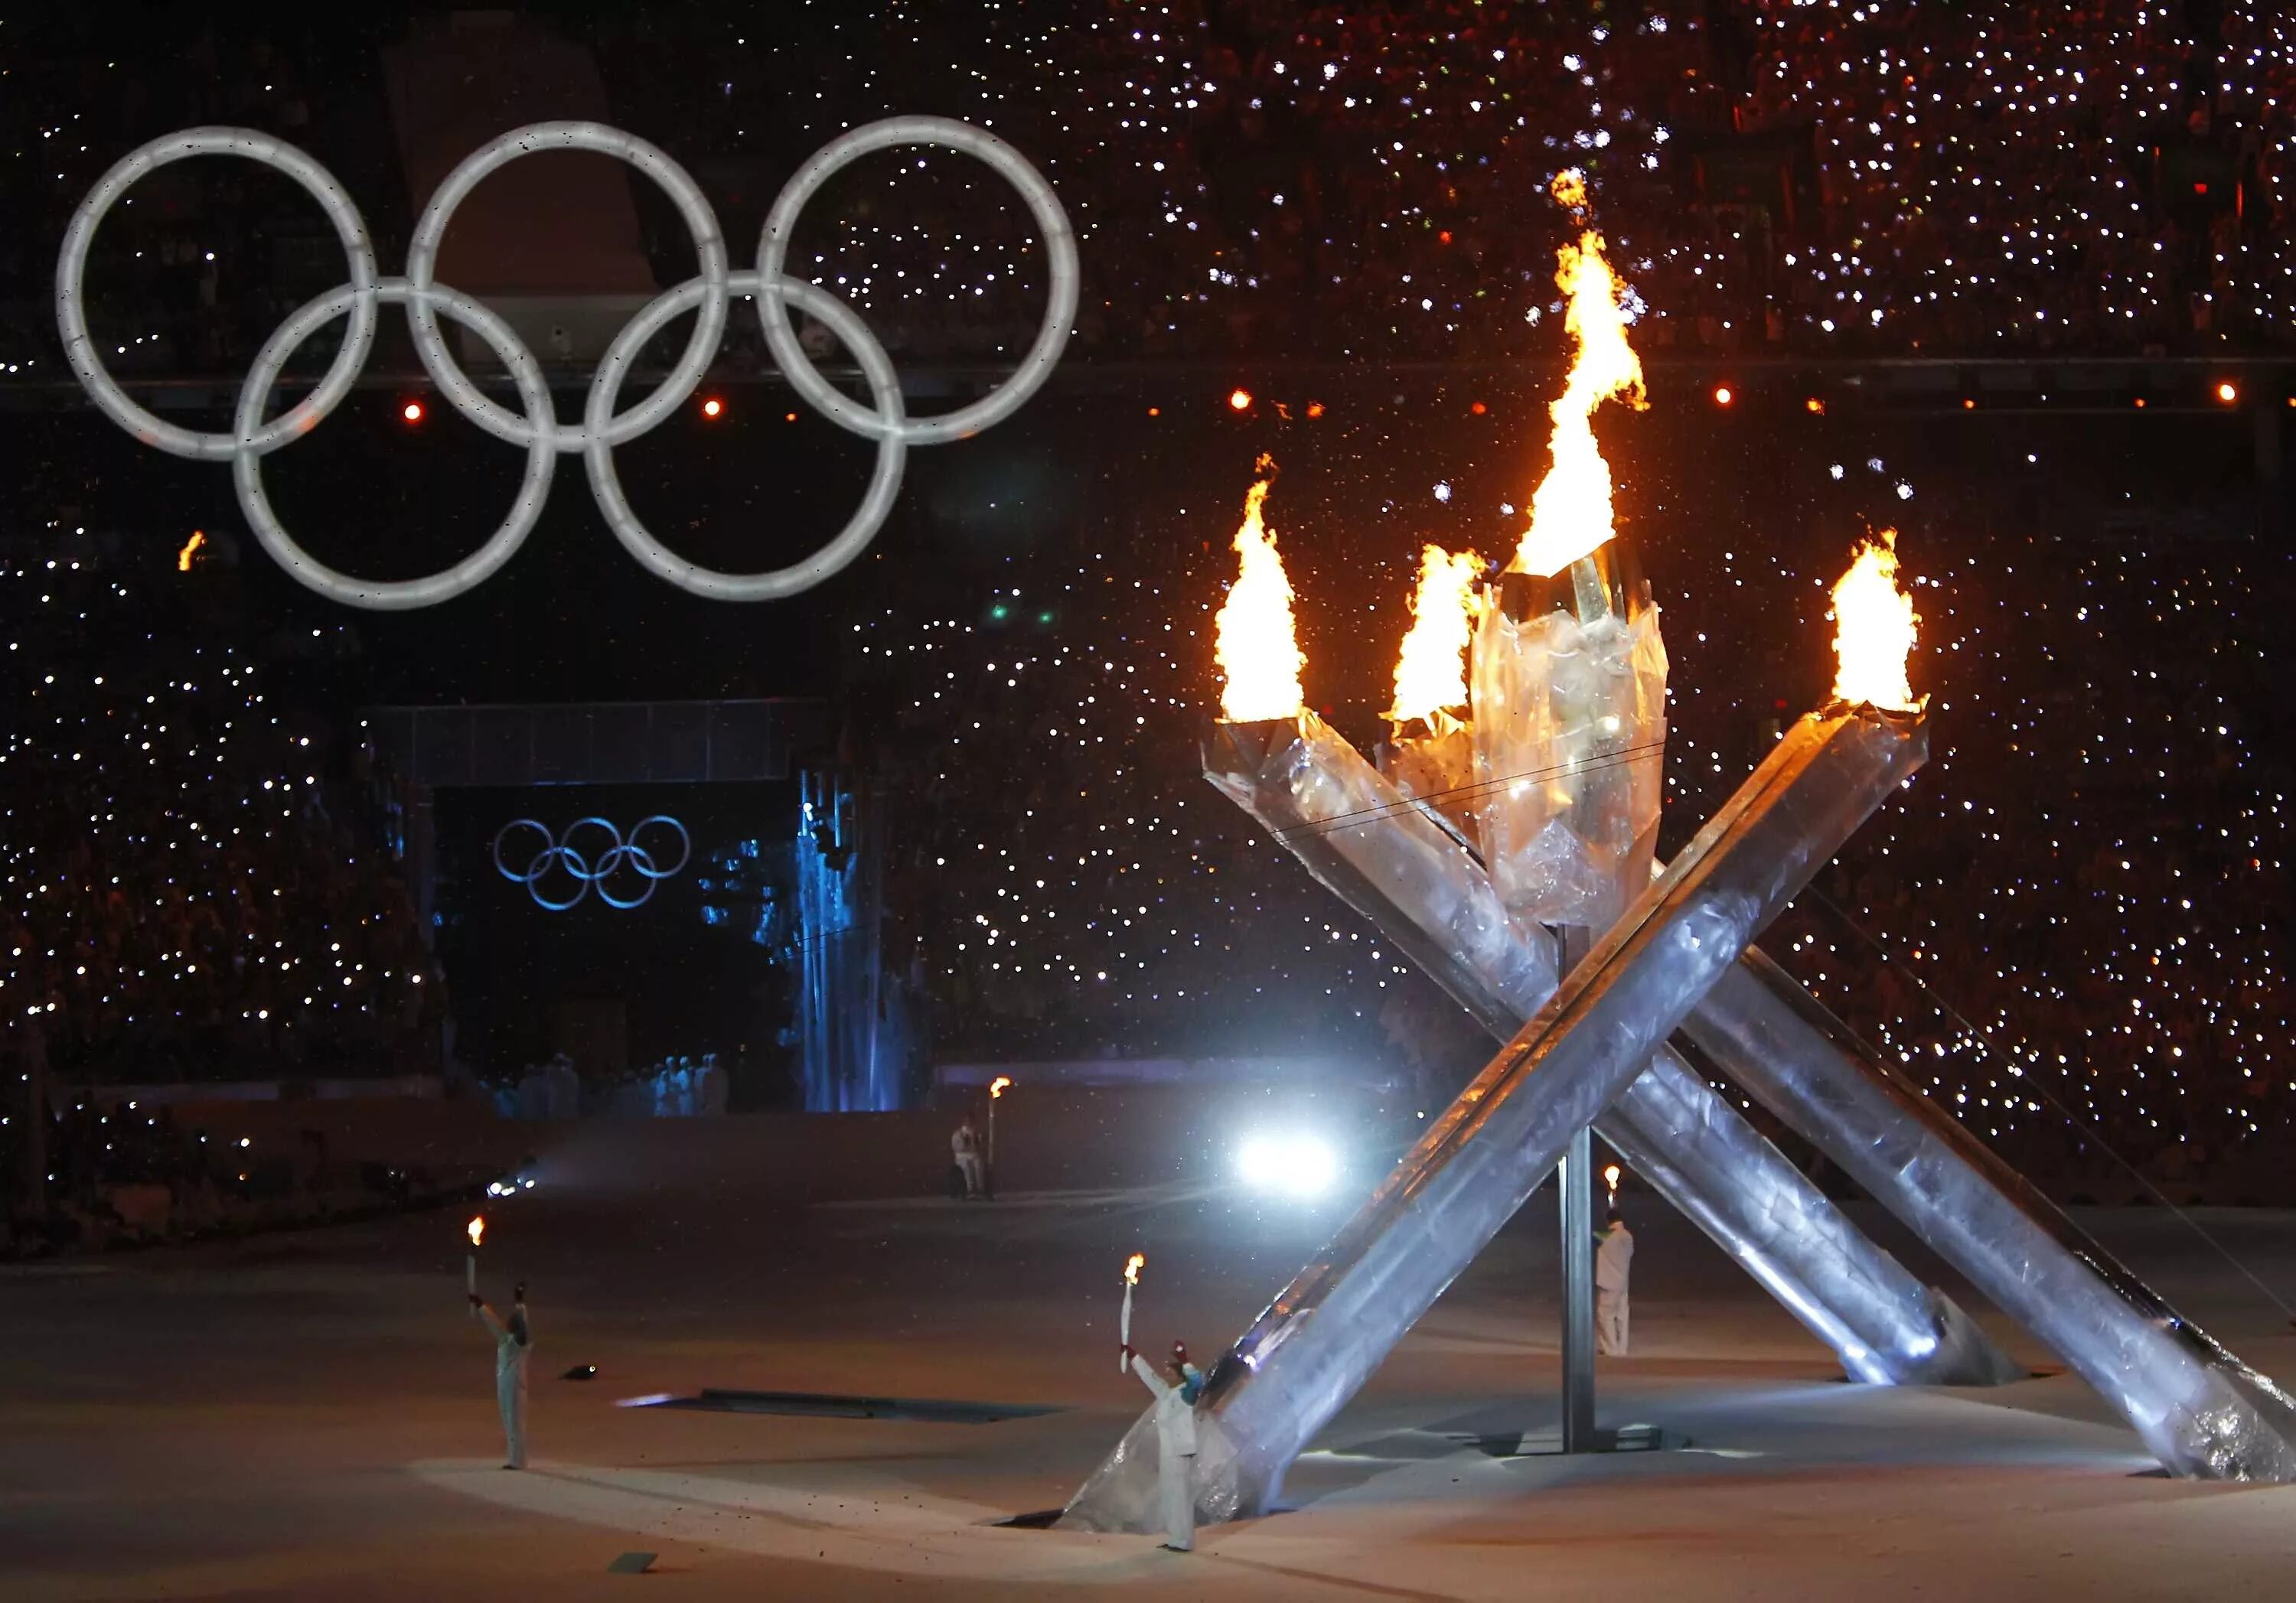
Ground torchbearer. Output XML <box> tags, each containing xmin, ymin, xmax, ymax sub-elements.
<box><xmin>1121</xmin><ymin>1337</ymin><xmax>1204</xmax><ymax>1552</ymax></box>
<box><xmin>1596</xmin><ymin>1208</ymin><xmax>1634</xmax><ymax>1357</ymax></box>
<box><xmin>470</xmin><ymin>1279</ymin><xmax>532</xmax><ymax>1469</ymax></box>
<box><xmin>951</xmin><ymin>1113</ymin><xmax>986</xmax><ymax>1201</ymax></box>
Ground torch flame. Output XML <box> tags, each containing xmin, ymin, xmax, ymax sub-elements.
<box><xmin>467</xmin><ymin>1216</ymin><xmax>484</xmax><ymax>1247</ymax></box>
<box><xmin>178</xmin><ymin>530</ymin><xmax>205</xmax><ymax>572</ymax></box>
<box><xmin>1511</xmin><ymin>173</ymin><xmax>1647</xmax><ymax>578</ymax></box>
<box><xmin>1124</xmin><ymin>1253</ymin><xmax>1145</xmax><ymax>1285</ymax></box>
<box><xmin>1603</xmin><ymin>1163</ymin><xmax>1622</xmax><ymax>1193</ymax></box>
<box><xmin>1829</xmin><ymin>531</ymin><xmax>1924</xmax><ymax>712</ymax></box>
<box><xmin>989</xmin><ymin>1075</ymin><xmax>1012</xmax><ymax>1100</ymax></box>
<box><xmin>1214</xmin><ymin>464</ymin><xmax>1307</xmax><ymax>723</ymax></box>
<box><xmin>1386</xmin><ymin>544</ymin><xmax>1484</xmax><ymax>727</ymax></box>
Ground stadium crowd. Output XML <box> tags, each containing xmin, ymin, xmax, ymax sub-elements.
<box><xmin>0</xmin><ymin>534</ymin><xmax>435</xmax><ymax>1090</ymax></box>
<box><xmin>3</xmin><ymin>3</ymin><xmax>2292</xmax><ymax>377</ymax></box>
<box><xmin>1</xmin><ymin>5</ymin><xmax>2291</xmax><ymax>1214</ymax></box>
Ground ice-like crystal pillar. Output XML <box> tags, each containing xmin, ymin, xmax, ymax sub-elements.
<box><xmin>1684</xmin><ymin>950</ymin><xmax>2296</xmax><ymax>1481</ymax></box>
<box><xmin>1063</xmin><ymin>705</ymin><xmax>1931</xmax><ymax>1530</ymax></box>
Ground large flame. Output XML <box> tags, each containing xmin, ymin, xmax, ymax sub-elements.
<box><xmin>1214</xmin><ymin>468</ymin><xmax>1306</xmax><ymax>722</ymax></box>
<box><xmin>989</xmin><ymin>1075</ymin><xmax>1012</xmax><ymax>1100</ymax></box>
<box><xmin>1387</xmin><ymin>543</ymin><xmax>1483</xmax><ymax>725</ymax></box>
<box><xmin>1829</xmin><ymin>532</ymin><xmax>1923</xmax><ymax>711</ymax></box>
<box><xmin>1512</xmin><ymin>172</ymin><xmax>1647</xmax><ymax>578</ymax></box>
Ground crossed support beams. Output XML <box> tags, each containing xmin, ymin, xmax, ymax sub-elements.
<box><xmin>1202</xmin><ymin>712</ymin><xmax>2014</xmax><ymax>1393</ymax></box>
<box><xmin>1064</xmin><ymin>702</ymin><xmax>2296</xmax><ymax>1534</ymax></box>
<box><xmin>1066</xmin><ymin>702</ymin><xmax>1942</xmax><ymax>1530</ymax></box>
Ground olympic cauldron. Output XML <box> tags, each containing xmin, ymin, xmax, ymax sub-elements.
<box><xmin>57</xmin><ymin>117</ymin><xmax>1075</xmax><ymax>608</ymax></box>
<box><xmin>1065</xmin><ymin>290</ymin><xmax>2296</xmax><ymax>1532</ymax></box>
<box><xmin>1065</xmin><ymin>492</ymin><xmax>2296</xmax><ymax>1535</ymax></box>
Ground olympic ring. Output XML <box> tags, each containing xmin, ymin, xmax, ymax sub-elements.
<box><xmin>57</xmin><ymin>117</ymin><xmax>1077</xmax><ymax>611</ymax></box>
<box><xmin>494</xmin><ymin>816</ymin><xmax>690</xmax><ymax>912</ymax></box>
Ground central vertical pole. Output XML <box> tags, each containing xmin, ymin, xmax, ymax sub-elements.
<box><xmin>1557</xmin><ymin>924</ymin><xmax>1596</xmax><ymax>1451</ymax></box>
<box><xmin>1560</xmin><ymin>1122</ymin><xmax>1597</xmax><ymax>1449</ymax></box>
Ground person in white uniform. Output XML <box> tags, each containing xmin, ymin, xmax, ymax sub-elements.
<box><xmin>1596</xmin><ymin>1210</ymin><xmax>1634</xmax><ymax>1357</ymax></box>
<box><xmin>1124</xmin><ymin>1339</ymin><xmax>1204</xmax><ymax>1551</ymax></box>
<box><xmin>471</xmin><ymin>1282</ymin><xmax>532</xmax><ymax>1468</ymax></box>
<box><xmin>951</xmin><ymin>1116</ymin><xmax>986</xmax><ymax>1200</ymax></box>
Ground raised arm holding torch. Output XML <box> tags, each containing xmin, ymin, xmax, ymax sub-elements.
<box><xmin>467</xmin><ymin>1215</ymin><xmax>484</xmax><ymax>1316</ymax></box>
<box><xmin>1120</xmin><ymin>1253</ymin><xmax>1145</xmax><ymax>1373</ymax></box>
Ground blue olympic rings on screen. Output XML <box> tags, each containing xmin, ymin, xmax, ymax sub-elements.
<box><xmin>493</xmin><ymin>816</ymin><xmax>691</xmax><ymax>912</ymax></box>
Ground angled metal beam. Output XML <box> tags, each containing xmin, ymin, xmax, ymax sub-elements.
<box><xmin>1684</xmin><ymin>949</ymin><xmax>2296</xmax><ymax>1481</ymax></box>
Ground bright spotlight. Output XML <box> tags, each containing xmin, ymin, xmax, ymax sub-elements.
<box><xmin>400</xmin><ymin>399</ymin><xmax>425</xmax><ymax>425</ymax></box>
<box><xmin>1712</xmin><ymin>384</ymin><xmax>1734</xmax><ymax>408</ymax></box>
<box><xmin>1228</xmin><ymin>386</ymin><xmax>1254</xmax><ymax>412</ymax></box>
<box><xmin>2215</xmin><ymin>380</ymin><xmax>2238</xmax><ymax>405</ymax></box>
<box><xmin>1238</xmin><ymin>1133</ymin><xmax>1338</xmax><ymax>1199</ymax></box>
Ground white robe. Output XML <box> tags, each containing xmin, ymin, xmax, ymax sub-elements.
<box><xmin>1130</xmin><ymin>1354</ymin><xmax>1197</xmax><ymax>1549</ymax></box>
<box><xmin>483</xmin><ymin>1305</ymin><xmax>531</xmax><ymax>1468</ymax></box>
<box><xmin>952</xmin><ymin>1127</ymin><xmax>985</xmax><ymax>1196</ymax></box>
<box><xmin>1596</xmin><ymin>1224</ymin><xmax>1633</xmax><ymax>1356</ymax></box>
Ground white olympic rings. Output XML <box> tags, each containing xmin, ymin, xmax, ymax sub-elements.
<box><xmin>56</xmin><ymin>117</ymin><xmax>1078</xmax><ymax>610</ymax></box>
<box><xmin>494</xmin><ymin>816</ymin><xmax>692</xmax><ymax>912</ymax></box>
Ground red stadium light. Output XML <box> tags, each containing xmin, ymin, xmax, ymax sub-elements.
<box><xmin>400</xmin><ymin>399</ymin><xmax>425</xmax><ymax>425</ymax></box>
<box><xmin>700</xmin><ymin>396</ymin><xmax>724</xmax><ymax>419</ymax></box>
<box><xmin>1712</xmin><ymin>385</ymin><xmax>1734</xmax><ymax>407</ymax></box>
<box><xmin>2214</xmin><ymin>381</ymin><xmax>2238</xmax><ymax>405</ymax></box>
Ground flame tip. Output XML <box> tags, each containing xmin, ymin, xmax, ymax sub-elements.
<box><xmin>1388</xmin><ymin>543</ymin><xmax>1485</xmax><ymax>726</ymax></box>
<box><xmin>1214</xmin><ymin>471</ymin><xmax>1307</xmax><ymax>722</ymax></box>
<box><xmin>1829</xmin><ymin>532</ymin><xmax>1923</xmax><ymax>712</ymax></box>
<box><xmin>1514</xmin><ymin>222</ymin><xmax>1645</xmax><ymax>578</ymax></box>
